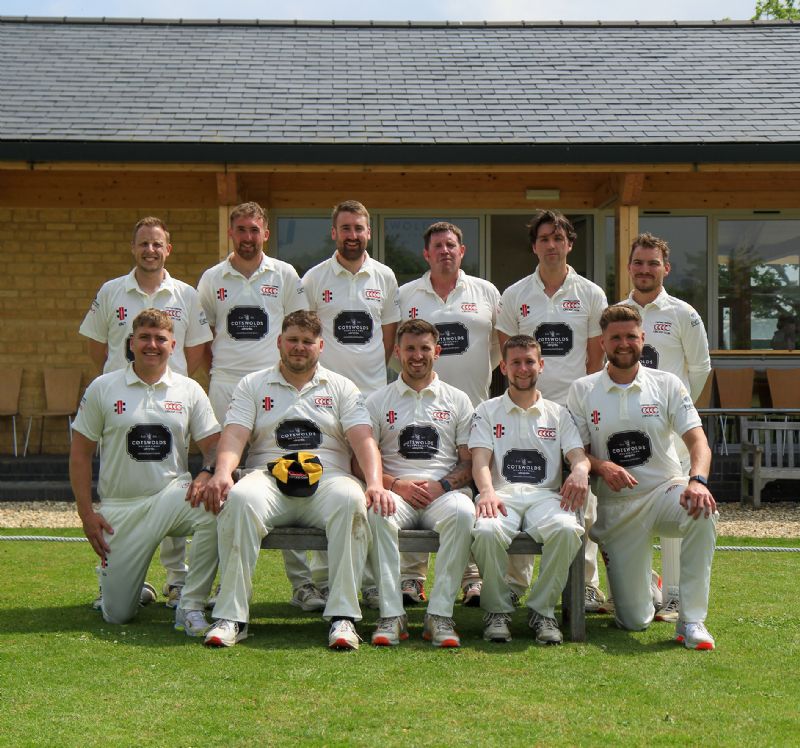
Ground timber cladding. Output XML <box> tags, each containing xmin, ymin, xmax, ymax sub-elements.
<box><xmin>0</xmin><ymin>207</ymin><xmax>218</xmax><ymax>453</ymax></box>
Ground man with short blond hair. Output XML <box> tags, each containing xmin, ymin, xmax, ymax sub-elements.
<box><xmin>71</xmin><ymin>308</ymin><xmax>220</xmax><ymax>633</ymax></box>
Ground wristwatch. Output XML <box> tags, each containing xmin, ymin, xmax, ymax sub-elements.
<box><xmin>199</xmin><ymin>465</ymin><xmax>215</xmax><ymax>476</ymax></box>
<box><xmin>439</xmin><ymin>478</ymin><xmax>452</xmax><ymax>493</ymax></box>
<box><xmin>688</xmin><ymin>475</ymin><xmax>708</xmax><ymax>487</ymax></box>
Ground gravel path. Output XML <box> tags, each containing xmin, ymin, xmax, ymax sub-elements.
<box><xmin>1</xmin><ymin>501</ymin><xmax>798</xmax><ymax>539</ymax></box>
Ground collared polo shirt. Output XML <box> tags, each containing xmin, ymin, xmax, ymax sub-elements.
<box><xmin>566</xmin><ymin>365</ymin><xmax>701</xmax><ymax>501</ymax></box>
<box><xmin>619</xmin><ymin>289</ymin><xmax>711</xmax><ymax>400</ymax></box>
<box><xmin>79</xmin><ymin>269</ymin><xmax>212</xmax><ymax>376</ymax></box>
<box><xmin>366</xmin><ymin>374</ymin><xmax>473</xmax><ymax>481</ymax></box>
<box><xmin>496</xmin><ymin>266</ymin><xmax>607</xmax><ymax>405</ymax></box>
<box><xmin>398</xmin><ymin>270</ymin><xmax>501</xmax><ymax>407</ymax></box>
<box><xmin>72</xmin><ymin>364</ymin><xmax>220</xmax><ymax>499</ymax></box>
<box><xmin>303</xmin><ymin>252</ymin><xmax>400</xmax><ymax>396</ymax></box>
<box><xmin>225</xmin><ymin>364</ymin><xmax>370</xmax><ymax>478</ymax></box>
<box><xmin>197</xmin><ymin>254</ymin><xmax>307</xmax><ymax>378</ymax></box>
<box><xmin>469</xmin><ymin>390</ymin><xmax>583</xmax><ymax>493</ymax></box>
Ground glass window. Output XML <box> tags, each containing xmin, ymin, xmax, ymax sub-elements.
<box><xmin>718</xmin><ymin>220</ymin><xmax>800</xmax><ymax>350</ymax></box>
<box><xmin>383</xmin><ymin>217</ymin><xmax>480</xmax><ymax>286</ymax></box>
<box><xmin>490</xmin><ymin>213</ymin><xmax>593</xmax><ymax>293</ymax></box>
<box><xmin>274</xmin><ymin>217</ymin><xmax>335</xmax><ymax>277</ymax></box>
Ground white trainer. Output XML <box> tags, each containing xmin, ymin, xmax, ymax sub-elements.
<box><xmin>676</xmin><ymin>621</ymin><xmax>715</xmax><ymax>651</ymax></box>
<box><xmin>290</xmin><ymin>583</ymin><xmax>327</xmax><ymax>612</ymax></box>
<box><xmin>422</xmin><ymin>614</ymin><xmax>460</xmax><ymax>648</ymax></box>
<box><xmin>204</xmin><ymin>619</ymin><xmax>248</xmax><ymax>648</ymax></box>
<box><xmin>139</xmin><ymin>582</ymin><xmax>157</xmax><ymax>606</ymax></box>
<box><xmin>528</xmin><ymin>610</ymin><xmax>563</xmax><ymax>645</ymax></box>
<box><xmin>328</xmin><ymin>619</ymin><xmax>360</xmax><ymax>650</ymax></box>
<box><xmin>584</xmin><ymin>584</ymin><xmax>606</xmax><ymax>613</ymax></box>
<box><xmin>175</xmin><ymin>608</ymin><xmax>211</xmax><ymax>637</ymax></box>
<box><xmin>482</xmin><ymin>612</ymin><xmax>512</xmax><ymax>643</ymax></box>
<box><xmin>163</xmin><ymin>583</ymin><xmax>183</xmax><ymax>610</ymax></box>
<box><xmin>655</xmin><ymin>597</ymin><xmax>680</xmax><ymax>623</ymax></box>
<box><xmin>371</xmin><ymin>616</ymin><xmax>409</xmax><ymax>646</ymax></box>
<box><xmin>462</xmin><ymin>581</ymin><xmax>482</xmax><ymax>607</ymax></box>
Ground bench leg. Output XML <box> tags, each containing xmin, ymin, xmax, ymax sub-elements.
<box><xmin>562</xmin><ymin>534</ymin><xmax>586</xmax><ymax>642</ymax></box>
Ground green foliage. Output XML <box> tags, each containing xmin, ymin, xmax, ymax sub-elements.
<box><xmin>1</xmin><ymin>531</ymin><xmax>799</xmax><ymax>746</ymax></box>
<box><xmin>753</xmin><ymin>0</ymin><xmax>800</xmax><ymax>19</ymax></box>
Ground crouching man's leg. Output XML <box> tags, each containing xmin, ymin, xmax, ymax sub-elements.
<box><xmin>205</xmin><ymin>471</ymin><xmax>293</xmax><ymax>647</ymax></box>
<box><xmin>523</xmin><ymin>492</ymin><xmax>583</xmax><ymax>645</ymax></box>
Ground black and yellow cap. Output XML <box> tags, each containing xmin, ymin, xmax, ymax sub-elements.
<box><xmin>266</xmin><ymin>452</ymin><xmax>323</xmax><ymax>497</ymax></box>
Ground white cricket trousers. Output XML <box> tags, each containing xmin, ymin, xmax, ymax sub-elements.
<box><xmin>210</xmin><ymin>369</ymin><xmax>315</xmax><ymax>591</ymax></box>
<box><xmin>213</xmin><ymin>471</ymin><xmax>370</xmax><ymax>623</ymax></box>
<box><xmin>98</xmin><ymin>474</ymin><xmax>219</xmax><ymax>624</ymax></box>
<box><xmin>471</xmin><ymin>488</ymin><xmax>584</xmax><ymax>618</ymax></box>
<box><xmin>368</xmin><ymin>489</ymin><xmax>474</xmax><ymax>618</ymax></box>
<box><xmin>592</xmin><ymin>480</ymin><xmax>717</xmax><ymax>631</ymax></box>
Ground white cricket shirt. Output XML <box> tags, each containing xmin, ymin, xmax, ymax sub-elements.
<box><xmin>79</xmin><ymin>270</ymin><xmax>212</xmax><ymax>376</ymax></box>
<box><xmin>303</xmin><ymin>252</ymin><xmax>400</xmax><ymax>396</ymax></box>
<box><xmin>619</xmin><ymin>289</ymin><xmax>711</xmax><ymax>400</ymax></box>
<box><xmin>197</xmin><ymin>254</ymin><xmax>307</xmax><ymax>378</ymax></box>
<box><xmin>398</xmin><ymin>271</ymin><xmax>501</xmax><ymax>406</ymax></box>
<box><xmin>469</xmin><ymin>391</ymin><xmax>583</xmax><ymax>493</ymax></box>
<box><xmin>366</xmin><ymin>374</ymin><xmax>473</xmax><ymax>481</ymax></box>
<box><xmin>496</xmin><ymin>266</ymin><xmax>607</xmax><ymax>405</ymax></box>
<box><xmin>566</xmin><ymin>365</ymin><xmax>702</xmax><ymax>501</ymax></box>
<box><xmin>72</xmin><ymin>365</ymin><xmax>220</xmax><ymax>499</ymax></box>
<box><xmin>225</xmin><ymin>364</ymin><xmax>371</xmax><ymax>478</ymax></box>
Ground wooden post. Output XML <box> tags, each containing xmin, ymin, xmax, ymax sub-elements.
<box><xmin>216</xmin><ymin>173</ymin><xmax>240</xmax><ymax>260</ymax></box>
<box><xmin>613</xmin><ymin>173</ymin><xmax>644</xmax><ymax>302</ymax></box>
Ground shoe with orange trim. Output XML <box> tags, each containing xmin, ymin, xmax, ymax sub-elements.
<box><xmin>371</xmin><ymin>615</ymin><xmax>409</xmax><ymax>646</ymax></box>
<box><xmin>422</xmin><ymin>613</ymin><xmax>460</xmax><ymax>648</ymax></box>
<box><xmin>676</xmin><ymin>621</ymin><xmax>715</xmax><ymax>651</ymax></box>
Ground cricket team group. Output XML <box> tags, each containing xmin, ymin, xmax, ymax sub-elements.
<box><xmin>70</xmin><ymin>199</ymin><xmax>719</xmax><ymax>652</ymax></box>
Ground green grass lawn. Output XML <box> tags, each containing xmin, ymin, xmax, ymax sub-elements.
<box><xmin>1</xmin><ymin>529</ymin><xmax>798</xmax><ymax>747</ymax></box>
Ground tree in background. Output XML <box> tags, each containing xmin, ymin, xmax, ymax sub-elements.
<box><xmin>753</xmin><ymin>0</ymin><xmax>800</xmax><ymax>18</ymax></box>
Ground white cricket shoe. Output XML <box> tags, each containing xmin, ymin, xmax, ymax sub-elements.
<box><xmin>163</xmin><ymin>583</ymin><xmax>183</xmax><ymax>610</ymax></box>
<box><xmin>584</xmin><ymin>584</ymin><xmax>606</xmax><ymax>613</ymax></box>
<box><xmin>328</xmin><ymin>619</ymin><xmax>360</xmax><ymax>650</ymax></box>
<box><xmin>655</xmin><ymin>596</ymin><xmax>680</xmax><ymax>623</ymax></box>
<box><xmin>422</xmin><ymin>614</ymin><xmax>460</xmax><ymax>648</ymax></box>
<box><xmin>290</xmin><ymin>583</ymin><xmax>327</xmax><ymax>612</ymax></box>
<box><xmin>204</xmin><ymin>619</ymin><xmax>248</xmax><ymax>648</ymax></box>
<box><xmin>482</xmin><ymin>612</ymin><xmax>512</xmax><ymax>643</ymax></box>
<box><xmin>371</xmin><ymin>616</ymin><xmax>409</xmax><ymax>646</ymax></box>
<box><xmin>528</xmin><ymin>610</ymin><xmax>563</xmax><ymax>645</ymax></box>
<box><xmin>175</xmin><ymin>608</ymin><xmax>211</xmax><ymax>637</ymax></box>
<box><xmin>676</xmin><ymin>621</ymin><xmax>715</xmax><ymax>651</ymax></box>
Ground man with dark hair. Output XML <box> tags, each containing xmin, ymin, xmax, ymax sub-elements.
<box><xmin>79</xmin><ymin>216</ymin><xmax>213</xmax><ymax>609</ymax></box>
<box><xmin>496</xmin><ymin>209</ymin><xmax>608</xmax><ymax>612</ymax></box>
<box><xmin>396</xmin><ymin>220</ymin><xmax>502</xmax><ymax>606</ymax></box>
<box><xmin>470</xmin><ymin>335</ymin><xmax>587</xmax><ymax>645</ymax></box>
<box><xmin>200</xmin><ymin>311</ymin><xmax>393</xmax><ymax>650</ymax></box>
<box><xmin>196</xmin><ymin>202</ymin><xmax>322</xmax><ymax>612</ymax></box>
<box><xmin>567</xmin><ymin>305</ymin><xmax>718</xmax><ymax>650</ymax></box>
<box><xmin>619</xmin><ymin>232</ymin><xmax>712</xmax><ymax>622</ymax></box>
<box><xmin>71</xmin><ymin>308</ymin><xmax>220</xmax><ymax>632</ymax></box>
<box><xmin>360</xmin><ymin>319</ymin><xmax>475</xmax><ymax>647</ymax></box>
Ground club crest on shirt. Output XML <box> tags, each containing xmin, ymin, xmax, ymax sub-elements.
<box><xmin>432</xmin><ymin>410</ymin><xmax>451</xmax><ymax>422</ymax></box>
<box><xmin>260</xmin><ymin>285</ymin><xmax>279</xmax><ymax>297</ymax></box>
<box><xmin>314</xmin><ymin>396</ymin><xmax>334</xmax><ymax>408</ymax></box>
<box><xmin>640</xmin><ymin>404</ymin><xmax>660</xmax><ymax>417</ymax></box>
<box><xmin>561</xmin><ymin>299</ymin><xmax>581</xmax><ymax>312</ymax></box>
<box><xmin>652</xmin><ymin>321</ymin><xmax>673</xmax><ymax>334</ymax></box>
<box><xmin>163</xmin><ymin>401</ymin><xmax>183</xmax><ymax>413</ymax></box>
<box><xmin>365</xmin><ymin>288</ymin><xmax>382</xmax><ymax>302</ymax></box>
<box><xmin>460</xmin><ymin>302</ymin><xmax>478</xmax><ymax>313</ymax></box>
<box><xmin>536</xmin><ymin>427</ymin><xmax>557</xmax><ymax>440</ymax></box>
<box><xmin>162</xmin><ymin>307</ymin><xmax>183</xmax><ymax>321</ymax></box>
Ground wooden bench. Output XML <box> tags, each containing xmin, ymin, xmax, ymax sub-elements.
<box><xmin>261</xmin><ymin>527</ymin><xmax>586</xmax><ymax>642</ymax></box>
<box><xmin>741</xmin><ymin>419</ymin><xmax>800</xmax><ymax>508</ymax></box>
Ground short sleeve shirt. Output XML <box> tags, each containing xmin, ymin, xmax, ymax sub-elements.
<box><xmin>496</xmin><ymin>266</ymin><xmax>607</xmax><ymax>405</ymax></box>
<box><xmin>619</xmin><ymin>289</ymin><xmax>711</xmax><ymax>399</ymax></box>
<box><xmin>366</xmin><ymin>374</ymin><xmax>474</xmax><ymax>481</ymax></box>
<box><xmin>197</xmin><ymin>254</ymin><xmax>307</xmax><ymax>378</ymax></box>
<box><xmin>469</xmin><ymin>391</ymin><xmax>583</xmax><ymax>493</ymax></box>
<box><xmin>225</xmin><ymin>364</ymin><xmax>371</xmax><ymax>478</ymax></box>
<box><xmin>303</xmin><ymin>253</ymin><xmax>400</xmax><ymax>396</ymax></box>
<box><xmin>79</xmin><ymin>270</ymin><xmax>212</xmax><ymax>376</ymax></box>
<box><xmin>566</xmin><ymin>366</ymin><xmax>702</xmax><ymax>501</ymax></box>
<box><xmin>398</xmin><ymin>271</ymin><xmax>501</xmax><ymax>407</ymax></box>
<box><xmin>72</xmin><ymin>365</ymin><xmax>220</xmax><ymax>499</ymax></box>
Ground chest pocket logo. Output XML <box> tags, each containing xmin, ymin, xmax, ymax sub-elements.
<box><xmin>227</xmin><ymin>306</ymin><xmax>268</xmax><ymax>341</ymax></box>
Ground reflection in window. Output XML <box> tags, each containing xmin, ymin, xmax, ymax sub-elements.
<box><xmin>718</xmin><ymin>220</ymin><xmax>800</xmax><ymax>350</ymax></box>
<box><xmin>275</xmin><ymin>217</ymin><xmax>335</xmax><ymax>277</ymax></box>
<box><xmin>384</xmin><ymin>217</ymin><xmax>480</xmax><ymax>286</ymax></box>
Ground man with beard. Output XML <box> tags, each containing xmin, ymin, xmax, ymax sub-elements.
<box><xmin>199</xmin><ymin>311</ymin><xmax>393</xmax><ymax>650</ymax></box>
<box><xmin>567</xmin><ymin>305</ymin><xmax>718</xmax><ymax>650</ymax></box>
<box><xmin>619</xmin><ymin>233</ymin><xmax>712</xmax><ymax>623</ymax></box>
<box><xmin>79</xmin><ymin>216</ymin><xmax>212</xmax><ymax>609</ymax></box>
<box><xmin>470</xmin><ymin>335</ymin><xmax>587</xmax><ymax>645</ymax></box>
<box><xmin>197</xmin><ymin>202</ymin><xmax>322</xmax><ymax>612</ymax></box>
<box><xmin>360</xmin><ymin>320</ymin><xmax>475</xmax><ymax>648</ymax></box>
<box><xmin>301</xmin><ymin>200</ymin><xmax>401</xmax><ymax>608</ymax></box>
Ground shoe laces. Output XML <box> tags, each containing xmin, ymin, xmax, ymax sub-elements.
<box><xmin>184</xmin><ymin>610</ymin><xmax>206</xmax><ymax>627</ymax></box>
<box><xmin>429</xmin><ymin>615</ymin><xmax>456</xmax><ymax>632</ymax></box>
<box><xmin>374</xmin><ymin>616</ymin><xmax>400</xmax><ymax>632</ymax></box>
<box><xmin>484</xmin><ymin>612</ymin><xmax>511</xmax><ymax>627</ymax></box>
<box><xmin>585</xmin><ymin>586</ymin><xmax>603</xmax><ymax>604</ymax></box>
<box><xmin>661</xmin><ymin>597</ymin><xmax>680</xmax><ymax>614</ymax></box>
<box><xmin>532</xmin><ymin>612</ymin><xmax>558</xmax><ymax>632</ymax></box>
